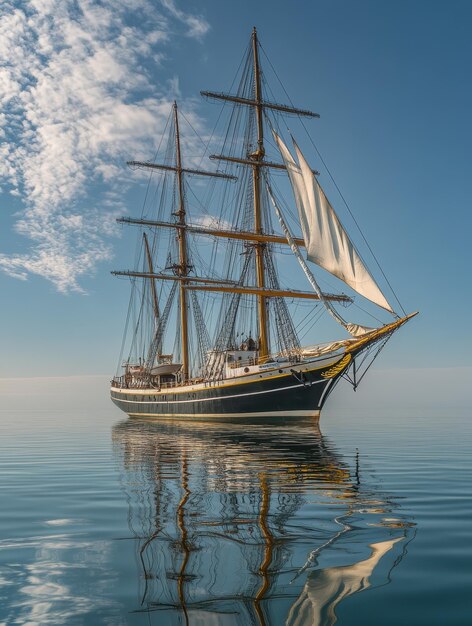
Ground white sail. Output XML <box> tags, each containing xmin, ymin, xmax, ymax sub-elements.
<box><xmin>267</xmin><ymin>183</ymin><xmax>364</xmax><ymax>337</ymax></box>
<box><xmin>273</xmin><ymin>132</ymin><xmax>394</xmax><ymax>313</ymax></box>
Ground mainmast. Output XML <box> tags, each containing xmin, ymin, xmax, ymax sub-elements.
<box><xmin>202</xmin><ymin>27</ymin><xmax>319</xmax><ymax>362</ymax></box>
<box><xmin>251</xmin><ymin>27</ymin><xmax>269</xmax><ymax>360</ymax></box>
<box><xmin>173</xmin><ymin>102</ymin><xmax>190</xmax><ymax>381</ymax></box>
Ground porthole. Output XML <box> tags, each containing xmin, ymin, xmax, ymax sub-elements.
<box><xmin>279</xmin><ymin>369</ymin><xmax>283</xmax><ymax>373</ymax></box>
<box><xmin>244</xmin><ymin>367</ymin><xmax>250</xmax><ymax>373</ymax></box>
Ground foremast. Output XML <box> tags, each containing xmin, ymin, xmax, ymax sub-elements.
<box><xmin>114</xmin><ymin>102</ymin><xmax>236</xmax><ymax>381</ymax></box>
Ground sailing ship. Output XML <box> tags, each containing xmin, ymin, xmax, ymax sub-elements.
<box><xmin>110</xmin><ymin>28</ymin><xmax>416</xmax><ymax>420</ymax></box>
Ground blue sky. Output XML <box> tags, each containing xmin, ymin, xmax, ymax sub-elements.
<box><xmin>1</xmin><ymin>0</ymin><xmax>471</xmax><ymax>377</ymax></box>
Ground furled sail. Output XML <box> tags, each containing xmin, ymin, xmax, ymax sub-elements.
<box><xmin>273</xmin><ymin>132</ymin><xmax>394</xmax><ymax>313</ymax></box>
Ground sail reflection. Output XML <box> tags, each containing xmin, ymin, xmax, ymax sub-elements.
<box><xmin>288</xmin><ymin>537</ymin><xmax>403</xmax><ymax>626</ymax></box>
<box><xmin>112</xmin><ymin>418</ymin><xmax>413</xmax><ymax>625</ymax></box>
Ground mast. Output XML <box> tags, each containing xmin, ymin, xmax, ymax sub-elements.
<box><xmin>115</xmin><ymin>102</ymin><xmax>236</xmax><ymax>378</ymax></box>
<box><xmin>201</xmin><ymin>28</ymin><xmax>319</xmax><ymax>362</ymax></box>
<box><xmin>173</xmin><ymin>102</ymin><xmax>190</xmax><ymax>381</ymax></box>
<box><xmin>251</xmin><ymin>27</ymin><xmax>269</xmax><ymax>361</ymax></box>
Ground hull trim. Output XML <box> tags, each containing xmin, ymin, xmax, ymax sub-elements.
<box><xmin>128</xmin><ymin>409</ymin><xmax>321</xmax><ymax>419</ymax></box>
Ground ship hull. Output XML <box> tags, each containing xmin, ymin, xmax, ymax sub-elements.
<box><xmin>110</xmin><ymin>354</ymin><xmax>347</xmax><ymax>420</ymax></box>
<box><xmin>110</xmin><ymin>315</ymin><xmax>416</xmax><ymax>421</ymax></box>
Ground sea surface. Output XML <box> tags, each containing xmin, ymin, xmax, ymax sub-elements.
<box><xmin>0</xmin><ymin>374</ymin><xmax>471</xmax><ymax>625</ymax></box>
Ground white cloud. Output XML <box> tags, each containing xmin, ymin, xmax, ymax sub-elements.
<box><xmin>0</xmin><ymin>0</ymin><xmax>210</xmax><ymax>293</ymax></box>
<box><xmin>192</xmin><ymin>214</ymin><xmax>233</xmax><ymax>231</ymax></box>
<box><xmin>161</xmin><ymin>0</ymin><xmax>210</xmax><ymax>39</ymax></box>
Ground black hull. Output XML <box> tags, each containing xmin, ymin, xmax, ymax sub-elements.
<box><xmin>110</xmin><ymin>357</ymin><xmax>346</xmax><ymax>420</ymax></box>
<box><xmin>110</xmin><ymin>314</ymin><xmax>416</xmax><ymax>421</ymax></box>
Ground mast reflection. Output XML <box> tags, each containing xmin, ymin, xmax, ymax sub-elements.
<box><xmin>112</xmin><ymin>418</ymin><xmax>413</xmax><ymax>625</ymax></box>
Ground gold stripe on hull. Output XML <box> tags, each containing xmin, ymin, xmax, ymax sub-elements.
<box><xmin>128</xmin><ymin>410</ymin><xmax>321</xmax><ymax>419</ymax></box>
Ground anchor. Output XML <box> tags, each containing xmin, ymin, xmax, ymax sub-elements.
<box><xmin>290</xmin><ymin>369</ymin><xmax>313</xmax><ymax>388</ymax></box>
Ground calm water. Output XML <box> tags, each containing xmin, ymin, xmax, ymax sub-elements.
<box><xmin>0</xmin><ymin>376</ymin><xmax>471</xmax><ymax>625</ymax></box>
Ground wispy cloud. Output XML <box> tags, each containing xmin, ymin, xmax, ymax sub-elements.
<box><xmin>0</xmin><ymin>0</ymin><xmax>210</xmax><ymax>293</ymax></box>
<box><xmin>161</xmin><ymin>0</ymin><xmax>210</xmax><ymax>39</ymax></box>
<box><xmin>192</xmin><ymin>214</ymin><xmax>233</xmax><ymax>231</ymax></box>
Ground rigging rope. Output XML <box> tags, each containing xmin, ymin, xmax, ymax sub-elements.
<box><xmin>259</xmin><ymin>42</ymin><xmax>406</xmax><ymax>317</ymax></box>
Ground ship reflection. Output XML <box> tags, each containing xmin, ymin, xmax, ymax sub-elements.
<box><xmin>112</xmin><ymin>418</ymin><xmax>414</xmax><ymax>626</ymax></box>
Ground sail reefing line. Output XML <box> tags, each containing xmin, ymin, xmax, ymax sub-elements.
<box><xmin>272</xmin><ymin>131</ymin><xmax>395</xmax><ymax>315</ymax></box>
